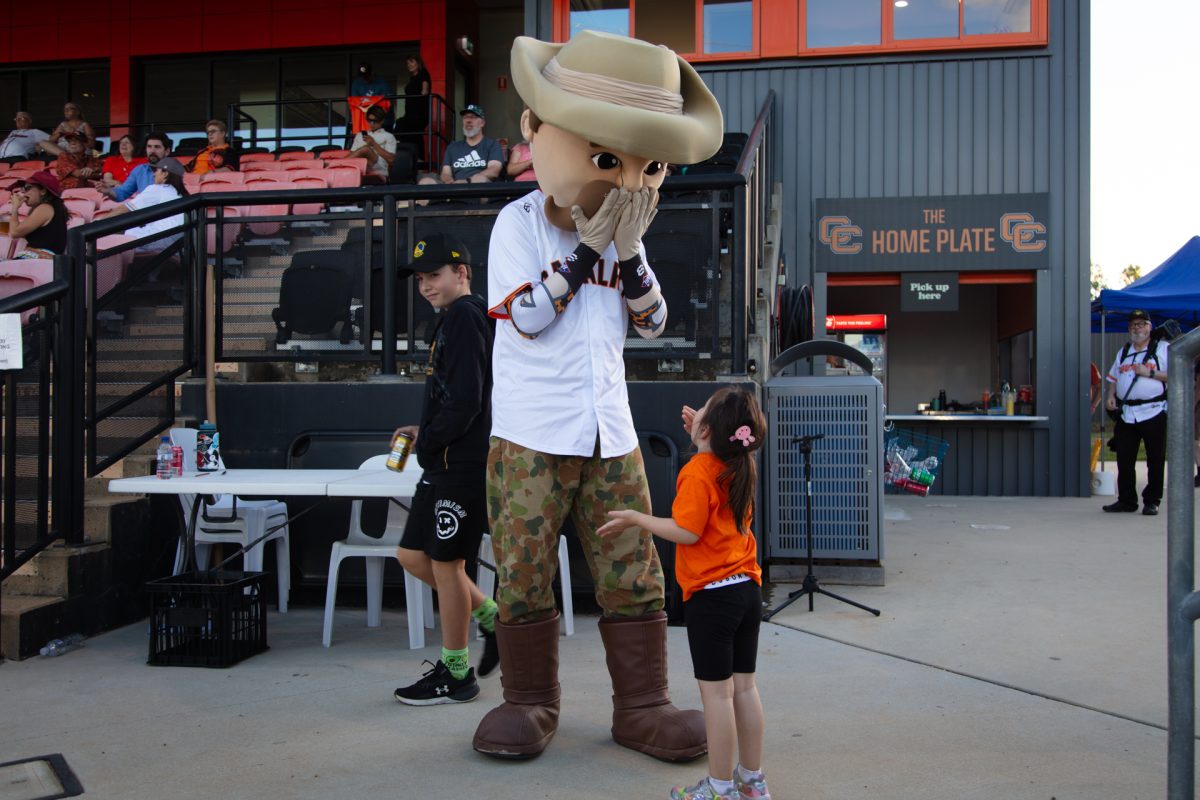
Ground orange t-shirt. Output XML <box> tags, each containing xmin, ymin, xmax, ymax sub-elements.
<box><xmin>671</xmin><ymin>452</ymin><xmax>762</xmax><ymax>601</ymax></box>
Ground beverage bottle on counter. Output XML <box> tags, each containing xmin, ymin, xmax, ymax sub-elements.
<box><xmin>171</xmin><ymin>444</ymin><xmax>184</xmax><ymax>476</ymax></box>
<box><xmin>40</xmin><ymin>633</ymin><xmax>84</xmax><ymax>657</ymax></box>
<box><xmin>387</xmin><ymin>431</ymin><xmax>415</xmax><ymax>472</ymax></box>
<box><xmin>156</xmin><ymin>436</ymin><xmax>174</xmax><ymax>479</ymax></box>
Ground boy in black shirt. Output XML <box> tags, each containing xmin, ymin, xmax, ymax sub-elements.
<box><xmin>393</xmin><ymin>233</ymin><xmax>498</xmax><ymax>705</ymax></box>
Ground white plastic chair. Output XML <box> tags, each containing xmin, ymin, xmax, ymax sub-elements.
<box><xmin>322</xmin><ymin>455</ymin><xmax>434</xmax><ymax>649</ymax></box>
<box><xmin>169</xmin><ymin>427</ymin><xmax>291</xmax><ymax>612</ymax></box>
<box><xmin>477</xmin><ymin>532</ymin><xmax>574</xmax><ymax>637</ymax></box>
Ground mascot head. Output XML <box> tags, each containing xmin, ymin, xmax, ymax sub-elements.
<box><xmin>511</xmin><ymin>30</ymin><xmax>723</xmax><ymax>230</ymax></box>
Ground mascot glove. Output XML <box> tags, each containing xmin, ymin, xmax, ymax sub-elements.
<box><xmin>570</xmin><ymin>187</ymin><xmax>628</xmax><ymax>254</ymax></box>
<box><xmin>614</xmin><ymin>187</ymin><xmax>659</xmax><ymax>262</ymax></box>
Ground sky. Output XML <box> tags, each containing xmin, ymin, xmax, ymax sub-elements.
<box><xmin>1090</xmin><ymin>0</ymin><xmax>1200</xmax><ymax>287</ymax></box>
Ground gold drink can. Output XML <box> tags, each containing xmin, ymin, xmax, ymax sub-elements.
<box><xmin>386</xmin><ymin>432</ymin><xmax>414</xmax><ymax>472</ymax></box>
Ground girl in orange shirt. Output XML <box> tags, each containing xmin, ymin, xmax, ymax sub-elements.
<box><xmin>600</xmin><ymin>386</ymin><xmax>770</xmax><ymax>800</ymax></box>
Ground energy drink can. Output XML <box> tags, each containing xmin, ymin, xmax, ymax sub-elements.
<box><xmin>386</xmin><ymin>432</ymin><xmax>414</xmax><ymax>472</ymax></box>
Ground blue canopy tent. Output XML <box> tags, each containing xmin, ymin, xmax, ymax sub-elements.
<box><xmin>1091</xmin><ymin>236</ymin><xmax>1200</xmax><ymax>332</ymax></box>
<box><xmin>1089</xmin><ymin>235</ymin><xmax>1199</xmax><ymax>476</ymax></box>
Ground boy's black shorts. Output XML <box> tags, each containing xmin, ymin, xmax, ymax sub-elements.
<box><xmin>683</xmin><ymin>579</ymin><xmax>762</xmax><ymax>682</ymax></box>
<box><xmin>398</xmin><ymin>480</ymin><xmax>487</xmax><ymax>563</ymax></box>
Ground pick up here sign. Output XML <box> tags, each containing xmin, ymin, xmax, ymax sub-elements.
<box><xmin>901</xmin><ymin>272</ymin><xmax>959</xmax><ymax>311</ymax></box>
<box><xmin>814</xmin><ymin>194</ymin><xmax>1050</xmax><ymax>272</ymax></box>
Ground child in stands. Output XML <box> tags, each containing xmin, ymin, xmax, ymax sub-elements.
<box><xmin>599</xmin><ymin>387</ymin><xmax>770</xmax><ymax>800</ymax></box>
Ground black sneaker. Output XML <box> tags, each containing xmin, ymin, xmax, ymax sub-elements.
<box><xmin>477</xmin><ymin>628</ymin><xmax>499</xmax><ymax>679</ymax></box>
<box><xmin>394</xmin><ymin>660</ymin><xmax>480</xmax><ymax>706</ymax></box>
<box><xmin>1143</xmin><ymin>503</ymin><xmax>1160</xmax><ymax>516</ymax></box>
<box><xmin>1102</xmin><ymin>501</ymin><xmax>1138</xmax><ymax>513</ymax></box>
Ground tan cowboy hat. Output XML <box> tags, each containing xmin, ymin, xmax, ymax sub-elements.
<box><xmin>511</xmin><ymin>31</ymin><xmax>723</xmax><ymax>165</ymax></box>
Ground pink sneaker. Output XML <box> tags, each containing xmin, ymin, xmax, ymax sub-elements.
<box><xmin>734</xmin><ymin>770</ymin><xmax>772</xmax><ymax>800</ymax></box>
<box><xmin>669</xmin><ymin>776</ymin><xmax>739</xmax><ymax>800</ymax></box>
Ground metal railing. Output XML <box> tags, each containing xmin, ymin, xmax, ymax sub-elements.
<box><xmin>226</xmin><ymin>93</ymin><xmax>454</xmax><ymax>165</ymax></box>
<box><xmin>0</xmin><ymin>261</ymin><xmax>72</xmax><ymax>587</ymax></box>
<box><xmin>1166</xmin><ymin>326</ymin><xmax>1200</xmax><ymax>800</ymax></box>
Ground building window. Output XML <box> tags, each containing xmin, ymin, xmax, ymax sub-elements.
<box><xmin>558</xmin><ymin>0</ymin><xmax>1045</xmax><ymax>59</ymax></box>
<box><xmin>807</xmin><ymin>0</ymin><xmax>881</xmax><ymax>49</ymax></box>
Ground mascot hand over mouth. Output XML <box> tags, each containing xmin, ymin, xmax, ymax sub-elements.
<box><xmin>474</xmin><ymin>30</ymin><xmax>722</xmax><ymax>762</ymax></box>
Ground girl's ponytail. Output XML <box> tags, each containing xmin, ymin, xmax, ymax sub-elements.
<box><xmin>704</xmin><ymin>388</ymin><xmax>767</xmax><ymax>535</ymax></box>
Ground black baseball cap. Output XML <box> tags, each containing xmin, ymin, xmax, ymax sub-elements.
<box><xmin>1129</xmin><ymin>309</ymin><xmax>1152</xmax><ymax>324</ymax></box>
<box><xmin>460</xmin><ymin>104</ymin><xmax>485</xmax><ymax>119</ymax></box>
<box><xmin>402</xmin><ymin>232</ymin><xmax>472</xmax><ymax>276</ymax></box>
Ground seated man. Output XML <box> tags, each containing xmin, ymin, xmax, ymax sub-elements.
<box><xmin>349</xmin><ymin>105</ymin><xmax>397</xmax><ymax>183</ymax></box>
<box><xmin>187</xmin><ymin>119</ymin><xmax>238</xmax><ymax>175</ymax></box>
<box><xmin>419</xmin><ymin>104</ymin><xmax>502</xmax><ymax>185</ymax></box>
<box><xmin>100</xmin><ymin>131</ymin><xmax>172</xmax><ymax>203</ymax></box>
<box><xmin>0</xmin><ymin>111</ymin><xmax>49</xmax><ymax>158</ymax></box>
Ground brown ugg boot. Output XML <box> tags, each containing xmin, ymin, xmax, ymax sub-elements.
<box><xmin>598</xmin><ymin>611</ymin><xmax>707</xmax><ymax>762</ymax></box>
<box><xmin>472</xmin><ymin>613</ymin><xmax>561</xmax><ymax>759</ymax></box>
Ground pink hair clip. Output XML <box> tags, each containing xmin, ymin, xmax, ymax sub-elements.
<box><xmin>730</xmin><ymin>426</ymin><xmax>755</xmax><ymax>447</ymax></box>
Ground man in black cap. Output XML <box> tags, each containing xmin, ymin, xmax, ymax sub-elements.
<box><xmin>1103</xmin><ymin>309</ymin><xmax>1169</xmax><ymax>515</ymax></box>
<box><xmin>391</xmin><ymin>233</ymin><xmax>500</xmax><ymax>705</ymax></box>
<box><xmin>419</xmin><ymin>104</ymin><xmax>503</xmax><ymax>185</ymax></box>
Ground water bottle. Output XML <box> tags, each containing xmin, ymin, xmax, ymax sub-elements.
<box><xmin>40</xmin><ymin>633</ymin><xmax>84</xmax><ymax>657</ymax></box>
<box><xmin>156</xmin><ymin>436</ymin><xmax>173</xmax><ymax>479</ymax></box>
<box><xmin>171</xmin><ymin>444</ymin><xmax>184</xmax><ymax>477</ymax></box>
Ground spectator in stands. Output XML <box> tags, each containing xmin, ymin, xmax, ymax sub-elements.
<box><xmin>52</xmin><ymin>131</ymin><xmax>103</xmax><ymax>190</ymax></box>
<box><xmin>187</xmin><ymin>120</ymin><xmax>237</xmax><ymax>175</ymax></box>
<box><xmin>105</xmin><ymin>157</ymin><xmax>188</xmax><ymax>249</ymax></box>
<box><xmin>100</xmin><ymin>131</ymin><xmax>171</xmax><ymax>203</ymax></box>
<box><xmin>349</xmin><ymin>105</ymin><xmax>397</xmax><ymax>183</ymax></box>
<box><xmin>419</xmin><ymin>105</ymin><xmax>502</xmax><ymax>185</ymax></box>
<box><xmin>396</xmin><ymin>54</ymin><xmax>432</xmax><ymax>160</ymax></box>
<box><xmin>350</xmin><ymin>61</ymin><xmax>394</xmax><ymax>132</ymax></box>
<box><xmin>5</xmin><ymin>171</ymin><xmax>67</xmax><ymax>259</ymax></box>
<box><xmin>39</xmin><ymin>102</ymin><xmax>95</xmax><ymax>156</ymax></box>
<box><xmin>506</xmin><ymin>136</ymin><xmax>536</xmax><ymax>182</ymax></box>
<box><xmin>0</xmin><ymin>111</ymin><xmax>50</xmax><ymax>158</ymax></box>
<box><xmin>100</xmin><ymin>135</ymin><xmax>146</xmax><ymax>187</ymax></box>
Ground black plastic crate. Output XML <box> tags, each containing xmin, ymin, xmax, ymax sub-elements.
<box><xmin>146</xmin><ymin>570</ymin><xmax>268</xmax><ymax>667</ymax></box>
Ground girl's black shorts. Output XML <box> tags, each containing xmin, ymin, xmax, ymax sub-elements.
<box><xmin>683</xmin><ymin>579</ymin><xmax>762</xmax><ymax>682</ymax></box>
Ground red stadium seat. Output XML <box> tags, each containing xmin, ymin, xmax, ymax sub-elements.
<box><xmin>205</xmin><ymin>206</ymin><xmax>242</xmax><ymax>256</ymax></box>
<box><xmin>64</xmin><ymin>199</ymin><xmax>95</xmax><ymax>225</ymax></box>
<box><xmin>12</xmin><ymin>160</ymin><xmax>44</xmax><ymax>171</ymax></box>
<box><xmin>95</xmin><ymin>234</ymin><xmax>137</xmax><ymax>298</ymax></box>
<box><xmin>63</xmin><ymin>187</ymin><xmax>104</xmax><ymax>209</ymax></box>
<box><xmin>288</xmin><ymin>174</ymin><xmax>327</xmax><ymax>217</ymax></box>
<box><xmin>0</xmin><ymin>259</ymin><xmax>54</xmax><ymax>323</ymax></box>
<box><xmin>278</xmin><ymin>151</ymin><xmax>317</xmax><ymax>162</ymax></box>
<box><xmin>0</xmin><ymin>163</ymin><xmax>8</xmax><ymax>176</ymax></box>
<box><xmin>241</xmin><ymin>185</ymin><xmax>289</xmax><ymax>238</ymax></box>
<box><xmin>318</xmin><ymin>150</ymin><xmax>352</xmax><ymax>160</ymax></box>
<box><xmin>200</xmin><ymin>171</ymin><xmax>246</xmax><ymax>186</ymax></box>
<box><xmin>324</xmin><ymin>157</ymin><xmax>368</xmax><ymax>176</ymax></box>
<box><xmin>183</xmin><ymin>173</ymin><xmax>201</xmax><ymax>189</ymax></box>
<box><xmin>281</xmin><ymin>160</ymin><xmax>323</xmax><ymax>172</ymax></box>
<box><xmin>241</xmin><ymin>161</ymin><xmax>286</xmax><ymax>173</ymax></box>
<box><xmin>324</xmin><ymin>165</ymin><xmax>362</xmax><ymax>189</ymax></box>
<box><xmin>239</xmin><ymin>152</ymin><xmax>275</xmax><ymax>164</ymax></box>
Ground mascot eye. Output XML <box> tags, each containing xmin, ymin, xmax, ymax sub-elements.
<box><xmin>644</xmin><ymin>161</ymin><xmax>665</xmax><ymax>176</ymax></box>
<box><xmin>591</xmin><ymin>152</ymin><xmax>621</xmax><ymax>170</ymax></box>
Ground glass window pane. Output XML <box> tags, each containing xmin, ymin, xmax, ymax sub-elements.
<box><xmin>69</xmin><ymin>68</ymin><xmax>109</xmax><ymax>129</ymax></box>
<box><xmin>214</xmin><ymin>57</ymin><xmax>277</xmax><ymax>148</ymax></box>
<box><xmin>964</xmin><ymin>0</ymin><xmax>1031</xmax><ymax>35</ymax></box>
<box><xmin>0</xmin><ymin>73</ymin><xmax>21</xmax><ymax>131</ymax></box>
<box><xmin>281</xmin><ymin>54</ymin><xmax>346</xmax><ymax>149</ymax></box>
<box><xmin>24</xmin><ymin>69</ymin><xmax>68</xmax><ymax>133</ymax></box>
<box><xmin>637</xmin><ymin>0</ymin><xmax>694</xmax><ymax>53</ymax></box>
<box><xmin>807</xmin><ymin>0</ymin><xmax>880</xmax><ymax>48</ymax></box>
<box><xmin>704</xmin><ymin>0</ymin><xmax>752</xmax><ymax>53</ymax></box>
<box><xmin>570</xmin><ymin>0</ymin><xmax>630</xmax><ymax>38</ymax></box>
<box><xmin>894</xmin><ymin>0</ymin><xmax>959</xmax><ymax>40</ymax></box>
<box><xmin>141</xmin><ymin>60</ymin><xmax>209</xmax><ymax>127</ymax></box>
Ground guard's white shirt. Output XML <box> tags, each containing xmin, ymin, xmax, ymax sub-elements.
<box><xmin>1107</xmin><ymin>339</ymin><xmax>1168</xmax><ymax>423</ymax></box>
<box><xmin>487</xmin><ymin>189</ymin><xmax>656</xmax><ymax>458</ymax></box>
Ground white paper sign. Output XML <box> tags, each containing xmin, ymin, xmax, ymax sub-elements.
<box><xmin>0</xmin><ymin>314</ymin><xmax>23</xmax><ymax>370</ymax></box>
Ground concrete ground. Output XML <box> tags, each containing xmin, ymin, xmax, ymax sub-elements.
<box><xmin>2</xmin><ymin>474</ymin><xmax>1197</xmax><ymax>800</ymax></box>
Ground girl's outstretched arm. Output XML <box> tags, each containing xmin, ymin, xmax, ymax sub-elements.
<box><xmin>598</xmin><ymin>510</ymin><xmax>699</xmax><ymax>545</ymax></box>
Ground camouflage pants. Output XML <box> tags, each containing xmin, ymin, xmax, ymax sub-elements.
<box><xmin>486</xmin><ymin>437</ymin><xmax>665</xmax><ymax>624</ymax></box>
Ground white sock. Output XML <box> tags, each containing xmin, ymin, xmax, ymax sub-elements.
<box><xmin>709</xmin><ymin>776</ymin><xmax>736</xmax><ymax>795</ymax></box>
<box><xmin>736</xmin><ymin>764</ymin><xmax>763</xmax><ymax>781</ymax></box>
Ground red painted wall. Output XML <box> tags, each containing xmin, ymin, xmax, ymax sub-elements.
<box><xmin>0</xmin><ymin>0</ymin><xmax>449</xmax><ymax>126</ymax></box>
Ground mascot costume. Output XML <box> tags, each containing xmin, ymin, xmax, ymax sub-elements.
<box><xmin>473</xmin><ymin>30</ymin><xmax>723</xmax><ymax>761</ymax></box>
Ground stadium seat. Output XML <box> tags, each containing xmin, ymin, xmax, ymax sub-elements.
<box><xmin>183</xmin><ymin>173</ymin><xmax>201</xmax><ymax>189</ymax></box>
<box><xmin>95</xmin><ymin>234</ymin><xmax>137</xmax><ymax>298</ymax></box>
<box><xmin>325</xmin><ymin>157</ymin><xmax>368</xmax><ymax>176</ymax></box>
<box><xmin>0</xmin><ymin>163</ymin><xmax>8</xmax><ymax>177</ymax></box>
<box><xmin>272</xmin><ymin>146</ymin><xmax>306</xmax><ymax>157</ymax></box>
<box><xmin>205</xmin><ymin>206</ymin><xmax>243</xmax><ymax>255</ymax></box>
<box><xmin>200</xmin><ymin>171</ymin><xmax>246</xmax><ymax>186</ymax></box>
<box><xmin>317</xmin><ymin>149</ymin><xmax>352</xmax><ymax>160</ymax></box>
<box><xmin>240</xmin><ymin>186</ymin><xmax>289</xmax><ymax>238</ymax></box>
<box><xmin>241</xmin><ymin>161</ymin><xmax>285</xmax><ymax>174</ymax></box>
<box><xmin>289</xmin><ymin>174</ymin><xmax>328</xmax><ymax>217</ymax></box>
<box><xmin>64</xmin><ymin>199</ymin><xmax>95</xmax><ymax>226</ymax></box>
<box><xmin>272</xmin><ymin>250</ymin><xmax>354</xmax><ymax>345</ymax></box>
<box><xmin>281</xmin><ymin>160</ymin><xmax>322</xmax><ymax>172</ymax></box>
<box><xmin>239</xmin><ymin>152</ymin><xmax>275</xmax><ymax>164</ymax></box>
<box><xmin>278</xmin><ymin>151</ymin><xmax>316</xmax><ymax>162</ymax></box>
<box><xmin>63</xmin><ymin>187</ymin><xmax>104</xmax><ymax>209</ymax></box>
<box><xmin>12</xmin><ymin>160</ymin><xmax>44</xmax><ymax>171</ymax></box>
<box><xmin>324</xmin><ymin>165</ymin><xmax>362</xmax><ymax>189</ymax></box>
<box><xmin>0</xmin><ymin>259</ymin><xmax>53</xmax><ymax>323</ymax></box>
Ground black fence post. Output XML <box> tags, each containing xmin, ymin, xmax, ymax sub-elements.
<box><xmin>382</xmin><ymin>195</ymin><xmax>397</xmax><ymax>375</ymax></box>
<box><xmin>55</xmin><ymin>249</ymin><xmax>85</xmax><ymax>545</ymax></box>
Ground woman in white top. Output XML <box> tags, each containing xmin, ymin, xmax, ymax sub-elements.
<box><xmin>105</xmin><ymin>157</ymin><xmax>188</xmax><ymax>250</ymax></box>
